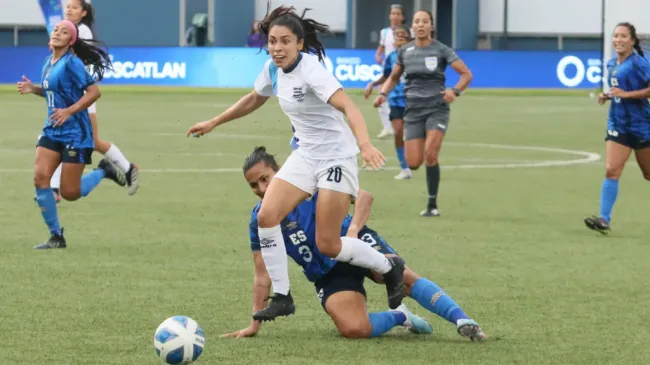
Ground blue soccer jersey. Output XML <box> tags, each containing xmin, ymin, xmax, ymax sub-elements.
<box><xmin>249</xmin><ymin>193</ymin><xmax>349</xmax><ymax>282</ymax></box>
<box><xmin>40</xmin><ymin>52</ymin><xmax>95</xmax><ymax>149</ymax></box>
<box><xmin>606</xmin><ymin>53</ymin><xmax>650</xmax><ymax>139</ymax></box>
<box><xmin>383</xmin><ymin>51</ymin><xmax>406</xmax><ymax>109</ymax></box>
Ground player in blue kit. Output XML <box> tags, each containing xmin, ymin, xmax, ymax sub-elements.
<box><xmin>16</xmin><ymin>19</ymin><xmax>126</xmax><ymax>249</ymax></box>
<box><xmin>585</xmin><ymin>22</ymin><xmax>650</xmax><ymax>234</ymax></box>
<box><xmin>365</xmin><ymin>24</ymin><xmax>412</xmax><ymax>180</ymax></box>
<box><xmin>221</xmin><ymin>147</ymin><xmax>486</xmax><ymax>341</ymax></box>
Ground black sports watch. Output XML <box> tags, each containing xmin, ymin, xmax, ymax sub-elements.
<box><xmin>452</xmin><ymin>87</ymin><xmax>462</xmax><ymax>96</ymax></box>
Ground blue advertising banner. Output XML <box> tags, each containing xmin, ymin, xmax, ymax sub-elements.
<box><xmin>0</xmin><ymin>47</ymin><xmax>604</xmax><ymax>89</ymax></box>
<box><xmin>38</xmin><ymin>0</ymin><xmax>64</xmax><ymax>35</ymax></box>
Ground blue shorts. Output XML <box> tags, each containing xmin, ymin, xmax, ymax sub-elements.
<box><xmin>606</xmin><ymin>122</ymin><xmax>650</xmax><ymax>150</ymax></box>
<box><xmin>314</xmin><ymin>227</ymin><xmax>397</xmax><ymax>310</ymax></box>
<box><xmin>36</xmin><ymin>135</ymin><xmax>93</xmax><ymax>164</ymax></box>
<box><xmin>389</xmin><ymin>106</ymin><xmax>405</xmax><ymax>121</ymax></box>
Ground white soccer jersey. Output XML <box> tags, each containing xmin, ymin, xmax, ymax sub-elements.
<box><xmin>379</xmin><ymin>27</ymin><xmax>395</xmax><ymax>57</ymax></box>
<box><xmin>77</xmin><ymin>23</ymin><xmax>93</xmax><ymax>40</ymax></box>
<box><xmin>254</xmin><ymin>54</ymin><xmax>359</xmax><ymax>160</ymax></box>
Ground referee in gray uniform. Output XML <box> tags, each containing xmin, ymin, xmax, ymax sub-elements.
<box><xmin>375</xmin><ymin>10</ymin><xmax>473</xmax><ymax>217</ymax></box>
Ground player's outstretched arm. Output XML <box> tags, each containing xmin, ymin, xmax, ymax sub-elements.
<box><xmin>187</xmin><ymin>91</ymin><xmax>269</xmax><ymax>137</ymax></box>
<box><xmin>347</xmin><ymin>189</ymin><xmax>374</xmax><ymax>237</ymax></box>
<box><xmin>328</xmin><ymin>91</ymin><xmax>386</xmax><ymax>170</ymax></box>
<box><xmin>221</xmin><ymin>252</ymin><xmax>271</xmax><ymax>338</ymax></box>
<box><xmin>16</xmin><ymin>76</ymin><xmax>44</xmax><ymax>97</ymax></box>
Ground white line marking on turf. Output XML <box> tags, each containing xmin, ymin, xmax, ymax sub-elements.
<box><xmin>0</xmin><ymin>143</ymin><xmax>601</xmax><ymax>173</ymax></box>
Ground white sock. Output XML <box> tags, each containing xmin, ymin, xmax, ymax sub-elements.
<box><xmin>50</xmin><ymin>163</ymin><xmax>62</xmax><ymax>189</ymax></box>
<box><xmin>335</xmin><ymin>236</ymin><xmax>392</xmax><ymax>274</ymax></box>
<box><xmin>378</xmin><ymin>102</ymin><xmax>392</xmax><ymax>130</ymax></box>
<box><xmin>258</xmin><ymin>225</ymin><xmax>290</xmax><ymax>295</ymax></box>
<box><xmin>104</xmin><ymin>144</ymin><xmax>131</xmax><ymax>172</ymax></box>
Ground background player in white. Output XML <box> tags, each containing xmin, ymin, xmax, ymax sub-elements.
<box><xmin>373</xmin><ymin>4</ymin><xmax>406</xmax><ymax>139</ymax></box>
<box><xmin>48</xmin><ymin>0</ymin><xmax>139</xmax><ymax>200</ymax></box>
<box><xmin>186</xmin><ymin>6</ymin><xmax>406</xmax><ymax>322</ymax></box>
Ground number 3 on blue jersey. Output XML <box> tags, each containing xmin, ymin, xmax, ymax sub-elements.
<box><xmin>289</xmin><ymin>230</ymin><xmax>313</xmax><ymax>262</ymax></box>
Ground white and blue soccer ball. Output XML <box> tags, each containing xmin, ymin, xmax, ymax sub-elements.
<box><xmin>154</xmin><ymin>316</ymin><xmax>205</xmax><ymax>364</ymax></box>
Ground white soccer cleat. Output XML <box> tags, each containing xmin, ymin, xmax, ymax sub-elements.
<box><xmin>456</xmin><ymin>318</ymin><xmax>487</xmax><ymax>342</ymax></box>
<box><xmin>377</xmin><ymin>128</ymin><xmax>394</xmax><ymax>139</ymax></box>
<box><xmin>394</xmin><ymin>304</ymin><xmax>433</xmax><ymax>334</ymax></box>
<box><xmin>394</xmin><ymin>169</ymin><xmax>412</xmax><ymax>180</ymax></box>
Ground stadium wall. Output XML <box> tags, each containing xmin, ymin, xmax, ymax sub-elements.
<box><xmin>0</xmin><ymin>46</ymin><xmax>604</xmax><ymax>89</ymax></box>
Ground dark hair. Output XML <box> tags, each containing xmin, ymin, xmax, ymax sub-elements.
<box><xmin>71</xmin><ymin>0</ymin><xmax>95</xmax><ymax>29</ymax></box>
<box><xmin>257</xmin><ymin>5</ymin><xmax>330</xmax><ymax>61</ymax></box>
<box><xmin>415</xmin><ymin>9</ymin><xmax>435</xmax><ymax>39</ymax></box>
<box><xmin>394</xmin><ymin>24</ymin><xmax>411</xmax><ymax>40</ymax></box>
<box><xmin>616</xmin><ymin>22</ymin><xmax>644</xmax><ymax>57</ymax></box>
<box><xmin>243</xmin><ymin>146</ymin><xmax>280</xmax><ymax>174</ymax></box>
<box><xmin>69</xmin><ymin>24</ymin><xmax>112</xmax><ymax>81</ymax></box>
<box><xmin>390</xmin><ymin>4</ymin><xmax>406</xmax><ymax>24</ymax></box>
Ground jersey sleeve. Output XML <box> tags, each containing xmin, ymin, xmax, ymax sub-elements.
<box><xmin>77</xmin><ymin>24</ymin><xmax>93</xmax><ymax>40</ymax></box>
<box><xmin>254</xmin><ymin>59</ymin><xmax>274</xmax><ymax>97</ymax></box>
<box><xmin>633</xmin><ymin>55</ymin><xmax>650</xmax><ymax>85</ymax></box>
<box><xmin>379</xmin><ymin>28</ymin><xmax>386</xmax><ymax>46</ymax></box>
<box><xmin>249</xmin><ymin>209</ymin><xmax>261</xmax><ymax>252</ymax></box>
<box><xmin>383</xmin><ymin>52</ymin><xmax>394</xmax><ymax>78</ymax></box>
<box><xmin>305</xmin><ymin>56</ymin><xmax>342</xmax><ymax>103</ymax></box>
<box><xmin>66</xmin><ymin>55</ymin><xmax>95</xmax><ymax>90</ymax></box>
<box><xmin>442</xmin><ymin>43</ymin><xmax>460</xmax><ymax>64</ymax></box>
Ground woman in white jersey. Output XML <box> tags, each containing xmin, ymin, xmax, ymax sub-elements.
<box><xmin>48</xmin><ymin>0</ymin><xmax>139</xmax><ymax>200</ymax></box>
<box><xmin>187</xmin><ymin>6</ymin><xmax>406</xmax><ymax>322</ymax></box>
<box><xmin>373</xmin><ymin>4</ymin><xmax>406</xmax><ymax>139</ymax></box>
<box><xmin>376</xmin><ymin>10</ymin><xmax>473</xmax><ymax>217</ymax></box>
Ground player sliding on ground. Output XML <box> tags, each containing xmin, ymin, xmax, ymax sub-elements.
<box><xmin>187</xmin><ymin>5</ymin><xmax>403</xmax><ymax>322</ymax></box>
<box><xmin>222</xmin><ymin>147</ymin><xmax>487</xmax><ymax>340</ymax></box>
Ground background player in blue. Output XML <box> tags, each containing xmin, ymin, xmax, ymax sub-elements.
<box><xmin>585</xmin><ymin>22</ymin><xmax>650</xmax><ymax>234</ymax></box>
<box><xmin>365</xmin><ymin>25</ymin><xmax>412</xmax><ymax>180</ymax></box>
<box><xmin>221</xmin><ymin>146</ymin><xmax>486</xmax><ymax>341</ymax></box>
<box><xmin>16</xmin><ymin>20</ymin><xmax>126</xmax><ymax>249</ymax></box>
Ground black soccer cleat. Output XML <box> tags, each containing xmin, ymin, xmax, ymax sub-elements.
<box><xmin>98</xmin><ymin>157</ymin><xmax>127</xmax><ymax>187</ymax></box>
<box><xmin>383</xmin><ymin>256</ymin><xmax>407</xmax><ymax>309</ymax></box>
<box><xmin>125</xmin><ymin>163</ymin><xmax>140</xmax><ymax>196</ymax></box>
<box><xmin>584</xmin><ymin>215</ymin><xmax>610</xmax><ymax>235</ymax></box>
<box><xmin>252</xmin><ymin>292</ymin><xmax>296</xmax><ymax>322</ymax></box>
<box><xmin>34</xmin><ymin>228</ymin><xmax>66</xmax><ymax>249</ymax></box>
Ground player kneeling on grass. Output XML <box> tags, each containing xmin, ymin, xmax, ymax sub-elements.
<box><xmin>222</xmin><ymin>147</ymin><xmax>486</xmax><ymax>340</ymax></box>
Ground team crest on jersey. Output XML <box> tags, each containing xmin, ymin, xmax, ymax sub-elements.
<box><xmin>292</xmin><ymin>87</ymin><xmax>305</xmax><ymax>103</ymax></box>
<box><xmin>425</xmin><ymin>57</ymin><xmax>438</xmax><ymax>71</ymax></box>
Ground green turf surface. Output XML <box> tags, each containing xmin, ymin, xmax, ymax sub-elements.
<box><xmin>0</xmin><ymin>89</ymin><xmax>648</xmax><ymax>364</ymax></box>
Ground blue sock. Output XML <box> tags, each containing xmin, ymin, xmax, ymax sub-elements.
<box><xmin>599</xmin><ymin>178</ymin><xmax>619</xmax><ymax>222</ymax></box>
<box><xmin>396</xmin><ymin>147</ymin><xmax>407</xmax><ymax>170</ymax></box>
<box><xmin>81</xmin><ymin>169</ymin><xmax>105</xmax><ymax>197</ymax></box>
<box><xmin>410</xmin><ymin>278</ymin><xmax>469</xmax><ymax>325</ymax></box>
<box><xmin>35</xmin><ymin>188</ymin><xmax>62</xmax><ymax>235</ymax></box>
<box><xmin>368</xmin><ymin>311</ymin><xmax>406</xmax><ymax>337</ymax></box>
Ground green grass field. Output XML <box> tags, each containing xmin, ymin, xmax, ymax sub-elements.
<box><xmin>1</xmin><ymin>86</ymin><xmax>649</xmax><ymax>365</ymax></box>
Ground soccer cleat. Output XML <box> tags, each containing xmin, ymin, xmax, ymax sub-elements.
<box><xmin>377</xmin><ymin>128</ymin><xmax>394</xmax><ymax>139</ymax></box>
<box><xmin>394</xmin><ymin>304</ymin><xmax>433</xmax><ymax>334</ymax></box>
<box><xmin>456</xmin><ymin>319</ymin><xmax>487</xmax><ymax>342</ymax></box>
<box><xmin>584</xmin><ymin>215</ymin><xmax>610</xmax><ymax>235</ymax></box>
<box><xmin>98</xmin><ymin>157</ymin><xmax>127</xmax><ymax>187</ymax></box>
<box><xmin>252</xmin><ymin>292</ymin><xmax>296</xmax><ymax>322</ymax></box>
<box><xmin>125</xmin><ymin>163</ymin><xmax>140</xmax><ymax>196</ymax></box>
<box><xmin>394</xmin><ymin>169</ymin><xmax>412</xmax><ymax>180</ymax></box>
<box><xmin>382</xmin><ymin>256</ymin><xmax>407</xmax><ymax>309</ymax></box>
<box><xmin>34</xmin><ymin>229</ymin><xmax>66</xmax><ymax>249</ymax></box>
<box><xmin>420</xmin><ymin>208</ymin><xmax>440</xmax><ymax>217</ymax></box>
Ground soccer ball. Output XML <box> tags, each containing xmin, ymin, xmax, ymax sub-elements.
<box><xmin>153</xmin><ymin>316</ymin><xmax>205</xmax><ymax>364</ymax></box>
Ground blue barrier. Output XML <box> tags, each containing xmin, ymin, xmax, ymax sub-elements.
<box><xmin>0</xmin><ymin>47</ymin><xmax>603</xmax><ymax>89</ymax></box>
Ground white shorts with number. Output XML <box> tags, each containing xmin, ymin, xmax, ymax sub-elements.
<box><xmin>275</xmin><ymin>150</ymin><xmax>359</xmax><ymax>198</ymax></box>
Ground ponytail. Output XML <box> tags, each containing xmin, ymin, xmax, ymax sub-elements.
<box><xmin>258</xmin><ymin>5</ymin><xmax>330</xmax><ymax>61</ymax></box>
<box><xmin>634</xmin><ymin>38</ymin><xmax>645</xmax><ymax>58</ymax></box>
<box><xmin>72</xmin><ymin>38</ymin><xmax>111</xmax><ymax>81</ymax></box>
<box><xmin>79</xmin><ymin>0</ymin><xmax>95</xmax><ymax>29</ymax></box>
